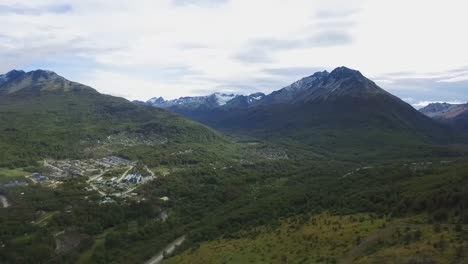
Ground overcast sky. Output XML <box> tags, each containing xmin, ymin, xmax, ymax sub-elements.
<box><xmin>0</xmin><ymin>0</ymin><xmax>467</xmax><ymax>107</ymax></box>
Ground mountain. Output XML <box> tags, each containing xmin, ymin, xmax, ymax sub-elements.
<box><xmin>0</xmin><ymin>69</ymin><xmax>92</xmax><ymax>96</ymax></box>
<box><xmin>141</xmin><ymin>92</ymin><xmax>265</xmax><ymax>110</ymax></box>
<box><xmin>419</xmin><ymin>102</ymin><xmax>463</xmax><ymax>118</ymax></box>
<box><xmin>142</xmin><ymin>67</ymin><xmax>458</xmax><ymax>158</ymax></box>
<box><xmin>420</xmin><ymin>102</ymin><xmax>468</xmax><ymax>130</ymax></box>
<box><xmin>254</xmin><ymin>70</ymin><xmax>330</xmax><ymax>105</ymax></box>
<box><xmin>0</xmin><ymin>69</ymin><xmax>226</xmax><ymax>167</ymax></box>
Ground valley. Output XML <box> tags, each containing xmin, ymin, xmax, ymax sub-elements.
<box><xmin>0</xmin><ymin>67</ymin><xmax>467</xmax><ymax>264</ymax></box>
<box><xmin>1</xmin><ymin>0</ymin><xmax>468</xmax><ymax>262</ymax></box>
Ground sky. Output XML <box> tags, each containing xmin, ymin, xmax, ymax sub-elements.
<box><xmin>0</xmin><ymin>0</ymin><xmax>467</xmax><ymax>107</ymax></box>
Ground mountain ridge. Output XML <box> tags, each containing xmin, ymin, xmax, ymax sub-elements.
<box><xmin>0</xmin><ymin>69</ymin><xmax>97</xmax><ymax>96</ymax></box>
<box><xmin>0</xmin><ymin>69</ymin><xmax>228</xmax><ymax>167</ymax></box>
<box><xmin>138</xmin><ymin>66</ymin><xmax>460</xmax><ymax>158</ymax></box>
<box><xmin>141</xmin><ymin>66</ymin><xmax>397</xmax><ymax>110</ymax></box>
<box><xmin>140</xmin><ymin>92</ymin><xmax>266</xmax><ymax>110</ymax></box>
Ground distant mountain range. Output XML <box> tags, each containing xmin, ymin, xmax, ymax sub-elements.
<box><xmin>137</xmin><ymin>67</ymin><xmax>395</xmax><ymax>110</ymax></box>
<box><xmin>140</xmin><ymin>66</ymin><xmax>460</xmax><ymax>158</ymax></box>
<box><xmin>0</xmin><ymin>67</ymin><xmax>463</xmax><ymax>165</ymax></box>
<box><xmin>420</xmin><ymin>102</ymin><xmax>468</xmax><ymax>130</ymax></box>
<box><xmin>136</xmin><ymin>92</ymin><xmax>266</xmax><ymax>110</ymax></box>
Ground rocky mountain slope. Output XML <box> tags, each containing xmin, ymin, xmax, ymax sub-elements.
<box><xmin>420</xmin><ymin>102</ymin><xmax>468</xmax><ymax>130</ymax></box>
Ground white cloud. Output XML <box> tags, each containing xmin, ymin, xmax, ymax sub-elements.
<box><xmin>0</xmin><ymin>0</ymin><xmax>467</xmax><ymax>102</ymax></box>
<box><xmin>437</xmin><ymin>74</ymin><xmax>468</xmax><ymax>83</ymax></box>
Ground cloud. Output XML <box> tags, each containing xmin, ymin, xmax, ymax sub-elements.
<box><xmin>437</xmin><ymin>74</ymin><xmax>468</xmax><ymax>83</ymax></box>
<box><xmin>315</xmin><ymin>8</ymin><xmax>358</xmax><ymax>19</ymax></box>
<box><xmin>234</xmin><ymin>49</ymin><xmax>274</xmax><ymax>64</ymax></box>
<box><xmin>172</xmin><ymin>0</ymin><xmax>228</xmax><ymax>7</ymax></box>
<box><xmin>256</xmin><ymin>31</ymin><xmax>352</xmax><ymax>50</ymax></box>
<box><xmin>234</xmin><ymin>31</ymin><xmax>352</xmax><ymax>64</ymax></box>
<box><xmin>374</xmin><ymin>68</ymin><xmax>468</xmax><ymax>106</ymax></box>
<box><xmin>176</xmin><ymin>42</ymin><xmax>209</xmax><ymax>50</ymax></box>
<box><xmin>0</xmin><ymin>0</ymin><xmax>467</xmax><ymax>103</ymax></box>
<box><xmin>0</xmin><ymin>3</ymin><xmax>72</xmax><ymax>15</ymax></box>
<box><xmin>192</xmin><ymin>77</ymin><xmax>284</xmax><ymax>96</ymax></box>
<box><xmin>262</xmin><ymin>67</ymin><xmax>326</xmax><ymax>77</ymax></box>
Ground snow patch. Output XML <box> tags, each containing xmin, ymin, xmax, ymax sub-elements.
<box><xmin>215</xmin><ymin>93</ymin><xmax>236</xmax><ymax>106</ymax></box>
<box><xmin>148</xmin><ymin>97</ymin><xmax>163</xmax><ymax>104</ymax></box>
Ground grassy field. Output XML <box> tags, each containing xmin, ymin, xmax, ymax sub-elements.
<box><xmin>164</xmin><ymin>213</ymin><xmax>386</xmax><ymax>264</ymax></box>
<box><xmin>164</xmin><ymin>213</ymin><xmax>468</xmax><ymax>264</ymax></box>
<box><xmin>0</xmin><ymin>167</ymin><xmax>29</xmax><ymax>183</ymax></box>
<box><xmin>353</xmin><ymin>223</ymin><xmax>468</xmax><ymax>264</ymax></box>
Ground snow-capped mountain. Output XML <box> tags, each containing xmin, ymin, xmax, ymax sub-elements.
<box><xmin>142</xmin><ymin>92</ymin><xmax>265</xmax><ymax>110</ymax></box>
<box><xmin>139</xmin><ymin>67</ymin><xmax>399</xmax><ymax>111</ymax></box>
<box><xmin>136</xmin><ymin>66</ymin><xmax>453</xmax><ymax>147</ymax></box>
<box><xmin>215</xmin><ymin>93</ymin><xmax>237</xmax><ymax>106</ymax></box>
<box><xmin>148</xmin><ymin>96</ymin><xmax>165</xmax><ymax>105</ymax></box>
<box><xmin>256</xmin><ymin>67</ymin><xmax>394</xmax><ymax>106</ymax></box>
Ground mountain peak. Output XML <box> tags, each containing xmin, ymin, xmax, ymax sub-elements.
<box><xmin>26</xmin><ymin>69</ymin><xmax>62</xmax><ymax>83</ymax></box>
<box><xmin>257</xmin><ymin>66</ymin><xmax>387</xmax><ymax>105</ymax></box>
<box><xmin>0</xmin><ymin>69</ymin><xmax>94</xmax><ymax>96</ymax></box>
<box><xmin>420</xmin><ymin>102</ymin><xmax>468</xmax><ymax>118</ymax></box>
<box><xmin>420</xmin><ymin>102</ymin><xmax>459</xmax><ymax>112</ymax></box>
<box><xmin>0</xmin><ymin>70</ymin><xmax>25</xmax><ymax>84</ymax></box>
<box><xmin>328</xmin><ymin>66</ymin><xmax>365</xmax><ymax>81</ymax></box>
<box><xmin>6</xmin><ymin>69</ymin><xmax>26</xmax><ymax>76</ymax></box>
<box><xmin>148</xmin><ymin>96</ymin><xmax>165</xmax><ymax>105</ymax></box>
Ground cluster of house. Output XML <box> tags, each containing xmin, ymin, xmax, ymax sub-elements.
<box><xmin>125</xmin><ymin>174</ymin><xmax>143</xmax><ymax>184</ymax></box>
<box><xmin>31</xmin><ymin>173</ymin><xmax>49</xmax><ymax>182</ymax></box>
<box><xmin>92</xmin><ymin>176</ymin><xmax>139</xmax><ymax>197</ymax></box>
<box><xmin>45</xmin><ymin>160</ymin><xmax>86</xmax><ymax>178</ymax></box>
<box><xmin>95</xmin><ymin>156</ymin><xmax>135</xmax><ymax>168</ymax></box>
<box><xmin>44</xmin><ymin>156</ymin><xmax>135</xmax><ymax>179</ymax></box>
<box><xmin>256</xmin><ymin>148</ymin><xmax>289</xmax><ymax>161</ymax></box>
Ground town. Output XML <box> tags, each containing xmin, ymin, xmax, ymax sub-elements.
<box><xmin>28</xmin><ymin>156</ymin><xmax>160</xmax><ymax>203</ymax></box>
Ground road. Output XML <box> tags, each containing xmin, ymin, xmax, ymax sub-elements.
<box><xmin>87</xmin><ymin>166</ymin><xmax>133</xmax><ymax>197</ymax></box>
<box><xmin>145</xmin><ymin>165</ymin><xmax>155</xmax><ymax>177</ymax></box>
<box><xmin>0</xmin><ymin>195</ymin><xmax>10</xmax><ymax>208</ymax></box>
<box><xmin>117</xmin><ymin>166</ymin><xmax>134</xmax><ymax>182</ymax></box>
<box><xmin>89</xmin><ymin>183</ymin><xmax>106</xmax><ymax>196</ymax></box>
<box><xmin>144</xmin><ymin>236</ymin><xmax>186</xmax><ymax>264</ymax></box>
